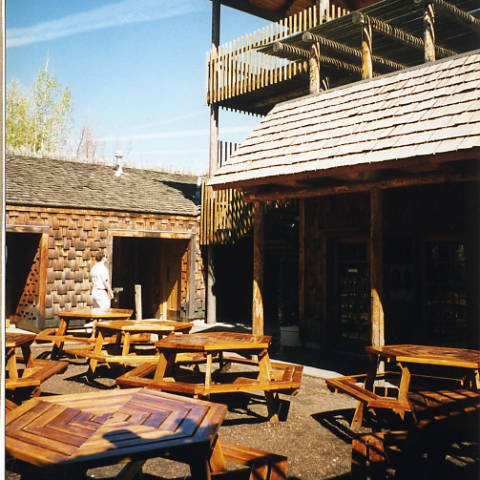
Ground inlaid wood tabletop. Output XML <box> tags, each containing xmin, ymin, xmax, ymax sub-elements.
<box><xmin>153</xmin><ymin>331</ymin><xmax>272</xmax><ymax>352</ymax></box>
<box><xmin>365</xmin><ymin>344</ymin><xmax>480</xmax><ymax>369</ymax></box>
<box><xmin>6</xmin><ymin>388</ymin><xmax>227</xmax><ymax>479</ymax></box>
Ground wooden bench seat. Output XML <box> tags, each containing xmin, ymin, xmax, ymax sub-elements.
<box><xmin>117</xmin><ymin>360</ymin><xmax>303</xmax><ymax>397</ymax></box>
<box><xmin>6</xmin><ymin>357</ymin><xmax>68</xmax><ymax>402</ymax></box>
<box><xmin>216</xmin><ymin>441</ymin><xmax>287</xmax><ymax>480</ymax></box>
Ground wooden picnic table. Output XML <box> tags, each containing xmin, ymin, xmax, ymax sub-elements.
<box><xmin>36</xmin><ymin>308</ymin><xmax>133</xmax><ymax>360</ymax></box>
<box><xmin>6</xmin><ymin>332</ymin><xmax>68</xmax><ymax>404</ymax></box>
<box><xmin>117</xmin><ymin>331</ymin><xmax>303</xmax><ymax>423</ymax></box>
<box><xmin>65</xmin><ymin>319</ymin><xmax>193</xmax><ymax>381</ymax></box>
<box><xmin>326</xmin><ymin>344</ymin><xmax>480</xmax><ymax>480</ymax></box>
<box><xmin>5</xmin><ymin>387</ymin><xmax>288</xmax><ymax>480</ymax></box>
<box><xmin>326</xmin><ymin>344</ymin><xmax>480</xmax><ymax>428</ymax></box>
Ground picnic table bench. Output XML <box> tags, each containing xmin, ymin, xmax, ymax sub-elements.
<box><xmin>117</xmin><ymin>331</ymin><xmax>303</xmax><ymax>422</ymax></box>
<box><xmin>6</xmin><ymin>332</ymin><xmax>68</xmax><ymax>404</ymax></box>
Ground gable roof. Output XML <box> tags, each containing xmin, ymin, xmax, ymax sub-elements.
<box><xmin>6</xmin><ymin>155</ymin><xmax>200</xmax><ymax>216</ymax></box>
<box><xmin>209</xmin><ymin>50</ymin><xmax>480</xmax><ymax>190</ymax></box>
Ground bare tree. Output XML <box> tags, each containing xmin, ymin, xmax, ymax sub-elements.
<box><xmin>76</xmin><ymin>116</ymin><xmax>105</xmax><ymax>160</ymax></box>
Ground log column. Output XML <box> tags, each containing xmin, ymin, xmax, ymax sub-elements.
<box><xmin>361</xmin><ymin>20</ymin><xmax>373</xmax><ymax>80</ymax></box>
<box><xmin>370</xmin><ymin>188</ymin><xmax>384</xmax><ymax>346</ymax></box>
<box><xmin>423</xmin><ymin>2</ymin><xmax>436</xmax><ymax>62</ymax></box>
<box><xmin>253</xmin><ymin>201</ymin><xmax>265</xmax><ymax>336</ymax></box>
<box><xmin>298</xmin><ymin>199</ymin><xmax>306</xmax><ymax>330</ymax></box>
<box><xmin>207</xmin><ymin>0</ymin><xmax>220</xmax><ymax>325</ymax></box>
<box><xmin>309</xmin><ymin>43</ymin><xmax>321</xmax><ymax>94</ymax></box>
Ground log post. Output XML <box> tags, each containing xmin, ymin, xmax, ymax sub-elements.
<box><xmin>135</xmin><ymin>284</ymin><xmax>142</xmax><ymax>320</ymax></box>
<box><xmin>309</xmin><ymin>43</ymin><xmax>321</xmax><ymax>94</ymax></box>
<box><xmin>361</xmin><ymin>20</ymin><xmax>373</xmax><ymax>80</ymax></box>
<box><xmin>370</xmin><ymin>188</ymin><xmax>384</xmax><ymax>346</ymax></box>
<box><xmin>298</xmin><ymin>199</ymin><xmax>306</xmax><ymax>329</ymax></box>
<box><xmin>317</xmin><ymin>0</ymin><xmax>329</xmax><ymax>23</ymax></box>
<box><xmin>253</xmin><ymin>201</ymin><xmax>265</xmax><ymax>336</ymax></box>
<box><xmin>38</xmin><ymin>233</ymin><xmax>49</xmax><ymax>330</ymax></box>
<box><xmin>423</xmin><ymin>2</ymin><xmax>436</xmax><ymax>62</ymax></box>
<box><xmin>207</xmin><ymin>0</ymin><xmax>221</xmax><ymax>325</ymax></box>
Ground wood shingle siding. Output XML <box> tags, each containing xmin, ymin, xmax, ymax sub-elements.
<box><xmin>6</xmin><ymin>156</ymin><xmax>205</xmax><ymax>328</ymax></box>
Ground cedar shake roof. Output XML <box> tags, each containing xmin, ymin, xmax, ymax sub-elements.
<box><xmin>6</xmin><ymin>155</ymin><xmax>200</xmax><ymax>216</ymax></box>
<box><xmin>209</xmin><ymin>50</ymin><xmax>480</xmax><ymax>190</ymax></box>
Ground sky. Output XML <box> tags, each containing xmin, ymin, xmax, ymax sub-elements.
<box><xmin>5</xmin><ymin>0</ymin><xmax>268</xmax><ymax>174</ymax></box>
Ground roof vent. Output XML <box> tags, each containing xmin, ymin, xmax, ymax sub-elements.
<box><xmin>114</xmin><ymin>151</ymin><xmax>124</xmax><ymax>176</ymax></box>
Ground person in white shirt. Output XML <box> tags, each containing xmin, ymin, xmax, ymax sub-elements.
<box><xmin>91</xmin><ymin>251</ymin><xmax>114</xmax><ymax>309</ymax></box>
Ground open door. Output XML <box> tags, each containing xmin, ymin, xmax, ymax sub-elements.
<box><xmin>163</xmin><ymin>240</ymin><xmax>188</xmax><ymax>320</ymax></box>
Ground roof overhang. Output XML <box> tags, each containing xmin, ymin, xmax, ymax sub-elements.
<box><xmin>208</xmin><ymin>50</ymin><xmax>480</xmax><ymax>200</ymax></box>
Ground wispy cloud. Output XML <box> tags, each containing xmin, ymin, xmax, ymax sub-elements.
<box><xmin>7</xmin><ymin>0</ymin><xmax>204</xmax><ymax>48</ymax></box>
<box><xmin>132</xmin><ymin>110</ymin><xmax>207</xmax><ymax>130</ymax></box>
<box><xmin>103</xmin><ymin>125</ymin><xmax>254</xmax><ymax>142</ymax></box>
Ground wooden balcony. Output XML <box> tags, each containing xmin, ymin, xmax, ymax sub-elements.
<box><xmin>201</xmin><ymin>183</ymin><xmax>254</xmax><ymax>246</ymax></box>
<box><xmin>206</xmin><ymin>5</ymin><xmax>349</xmax><ymax>115</ymax></box>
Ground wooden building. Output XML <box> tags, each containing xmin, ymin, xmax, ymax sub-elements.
<box><xmin>6</xmin><ymin>153</ymin><xmax>205</xmax><ymax>330</ymax></box>
<box><xmin>203</xmin><ymin>0</ymin><xmax>480</xmax><ymax>352</ymax></box>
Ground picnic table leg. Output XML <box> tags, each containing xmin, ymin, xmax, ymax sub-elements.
<box><xmin>208</xmin><ymin>436</ymin><xmax>228</xmax><ymax>475</ymax></box>
<box><xmin>6</xmin><ymin>347</ymin><xmax>18</xmax><ymax>381</ymax></box>
<box><xmin>265</xmin><ymin>391</ymin><xmax>280</xmax><ymax>423</ymax></box>
<box><xmin>153</xmin><ymin>352</ymin><xmax>175</xmax><ymax>382</ymax></box>
<box><xmin>51</xmin><ymin>318</ymin><xmax>69</xmax><ymax>360</ymax></box>
<box><xmin>205</xmin><ymin>353</ymin><xmax>213</xmax><ymax>390</ymax></box>
<box><xmin>86</xmin><ymin>330</ymin><xmax>105</xmax><ymax>382</ymax></box>
<box><xmin>188</xmin><ymin>444</ymin><xmax>213</xmax><ymax>480</ymax></box>
<box><xmin>352</xmin><ymin>353</ymin><xmax>379</xmax><ymax>428</ymax></box>
<box><xmin>20</xmin><ymin>344</ymin><xmax>34</xmax><ymax>370</ymax></box>
<box><xmin>116</xmin><ymin>459</ymin><xmax>146</xmax><ymax>480</ymax></box>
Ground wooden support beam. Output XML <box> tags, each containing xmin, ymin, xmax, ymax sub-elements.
<box><xmin>361</xmin><ymin>22</ymin><xmax>373</xmax><ymax>80</ymax></box>
<box><xmin>281</xmin><ymin>0</ymin><xmax>301</xmax><ymax>17</ymax></box>
<box><xmin>414</xmin><ymin>0</ymin><xmax>480</xmax><ymax>34</ymax></box>
<box><xmin>370</xmin><ymin>188</ymin><xmax>384</xmax><ymax>347</ymax></box>
<box><xmin>273</xmin><ymin>41</ymin><xmax>363</xmax><ymax>75</ymax></box>
<box><xmin>298</xmin><ymin>199</ymin><xmax>306</xmax><ymax>329</ymax></box>
<box><xmin>253</xmin><ymin>201</ymin><xmax>265</xmax><ymax>336</ymax></box>
<box><xmin>303</xmin><ymin>31</ymin><xmax>405</xmax><ymax>71</ymax></box>
<box><xmin>423</xmin><ymin>2</ymin><xmax>436</xmax><ymax>62</ymax></box>
<box><xmin>242</xmin><ymin>170</ymin><xmax>480</xmax><ymax>202</ymax></box>
<box><xmin>309</xmin><ymin>43</ymin><xmax>321</xmax><ymax>94</ymax></box>
<box><xmin>352</xmin><ymin>12</ymin><xmax>456</xmax><ymax>59</ymax></box>
<box><xmin>248</xmin><ymin>86</ymin><xmax>310</xmax><ymax>110</ymax></box>
<box><xmin>38</xmin><ymin>233</ymin><xmax>49</xmax><ymax>330</ymax></box>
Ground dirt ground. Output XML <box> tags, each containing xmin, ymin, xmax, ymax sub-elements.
<box><xmin>5</xmin><ymin>342</ymin><xmax>480</xmax><ymax>480</ymax></box>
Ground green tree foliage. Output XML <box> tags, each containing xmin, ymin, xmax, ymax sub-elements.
<box><xmin>6</xmin><ymin>60</ymin><xmax>73</xmax><ymax>152</ymax></box>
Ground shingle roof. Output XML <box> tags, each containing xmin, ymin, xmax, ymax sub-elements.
<box><xmin>6</xmin><ymin>155</ymin><xmax>201</xmax><ymax>216</ymax></box>
<box><xmin>209</xmin><ymin>50</ymin><xmax>480</xmax><ymax>189</ymax></box>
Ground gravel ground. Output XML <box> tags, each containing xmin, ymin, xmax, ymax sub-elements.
<box><xmin>5</xmin><ymin>342</ymin><xmax>480</xmax><ymax>480</ymax></box>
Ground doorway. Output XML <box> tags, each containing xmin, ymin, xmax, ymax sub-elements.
<box><xmin>335</xmin><ymin>239</ymin><xmax>370</xmax><ymax>352</ymax></box>
<box><xmin>112</xmin><ymin>237</ymin><xmax>188</xmax><ymax>320</ymax></box>
<box><xmin>5</xmin><ymin>232</ymin><xmax>42</xmax><ymax>324</ymax></box>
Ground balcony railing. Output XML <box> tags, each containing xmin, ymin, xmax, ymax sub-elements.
<box><xmin>206</xmin><ymin>5</ymin><xmax>349</xmax><ymax>108</ymax></box>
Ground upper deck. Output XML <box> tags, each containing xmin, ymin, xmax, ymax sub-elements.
<box><xmin>206</xmin><ymin>0</ymin><xmax>480</xmax><ymax>115</ymax></box>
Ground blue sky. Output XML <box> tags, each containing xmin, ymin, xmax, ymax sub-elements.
<box><xmin>6</xmin><ymin>0</ymin><xmax>267</xmax><ymax>173</ymax></box>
